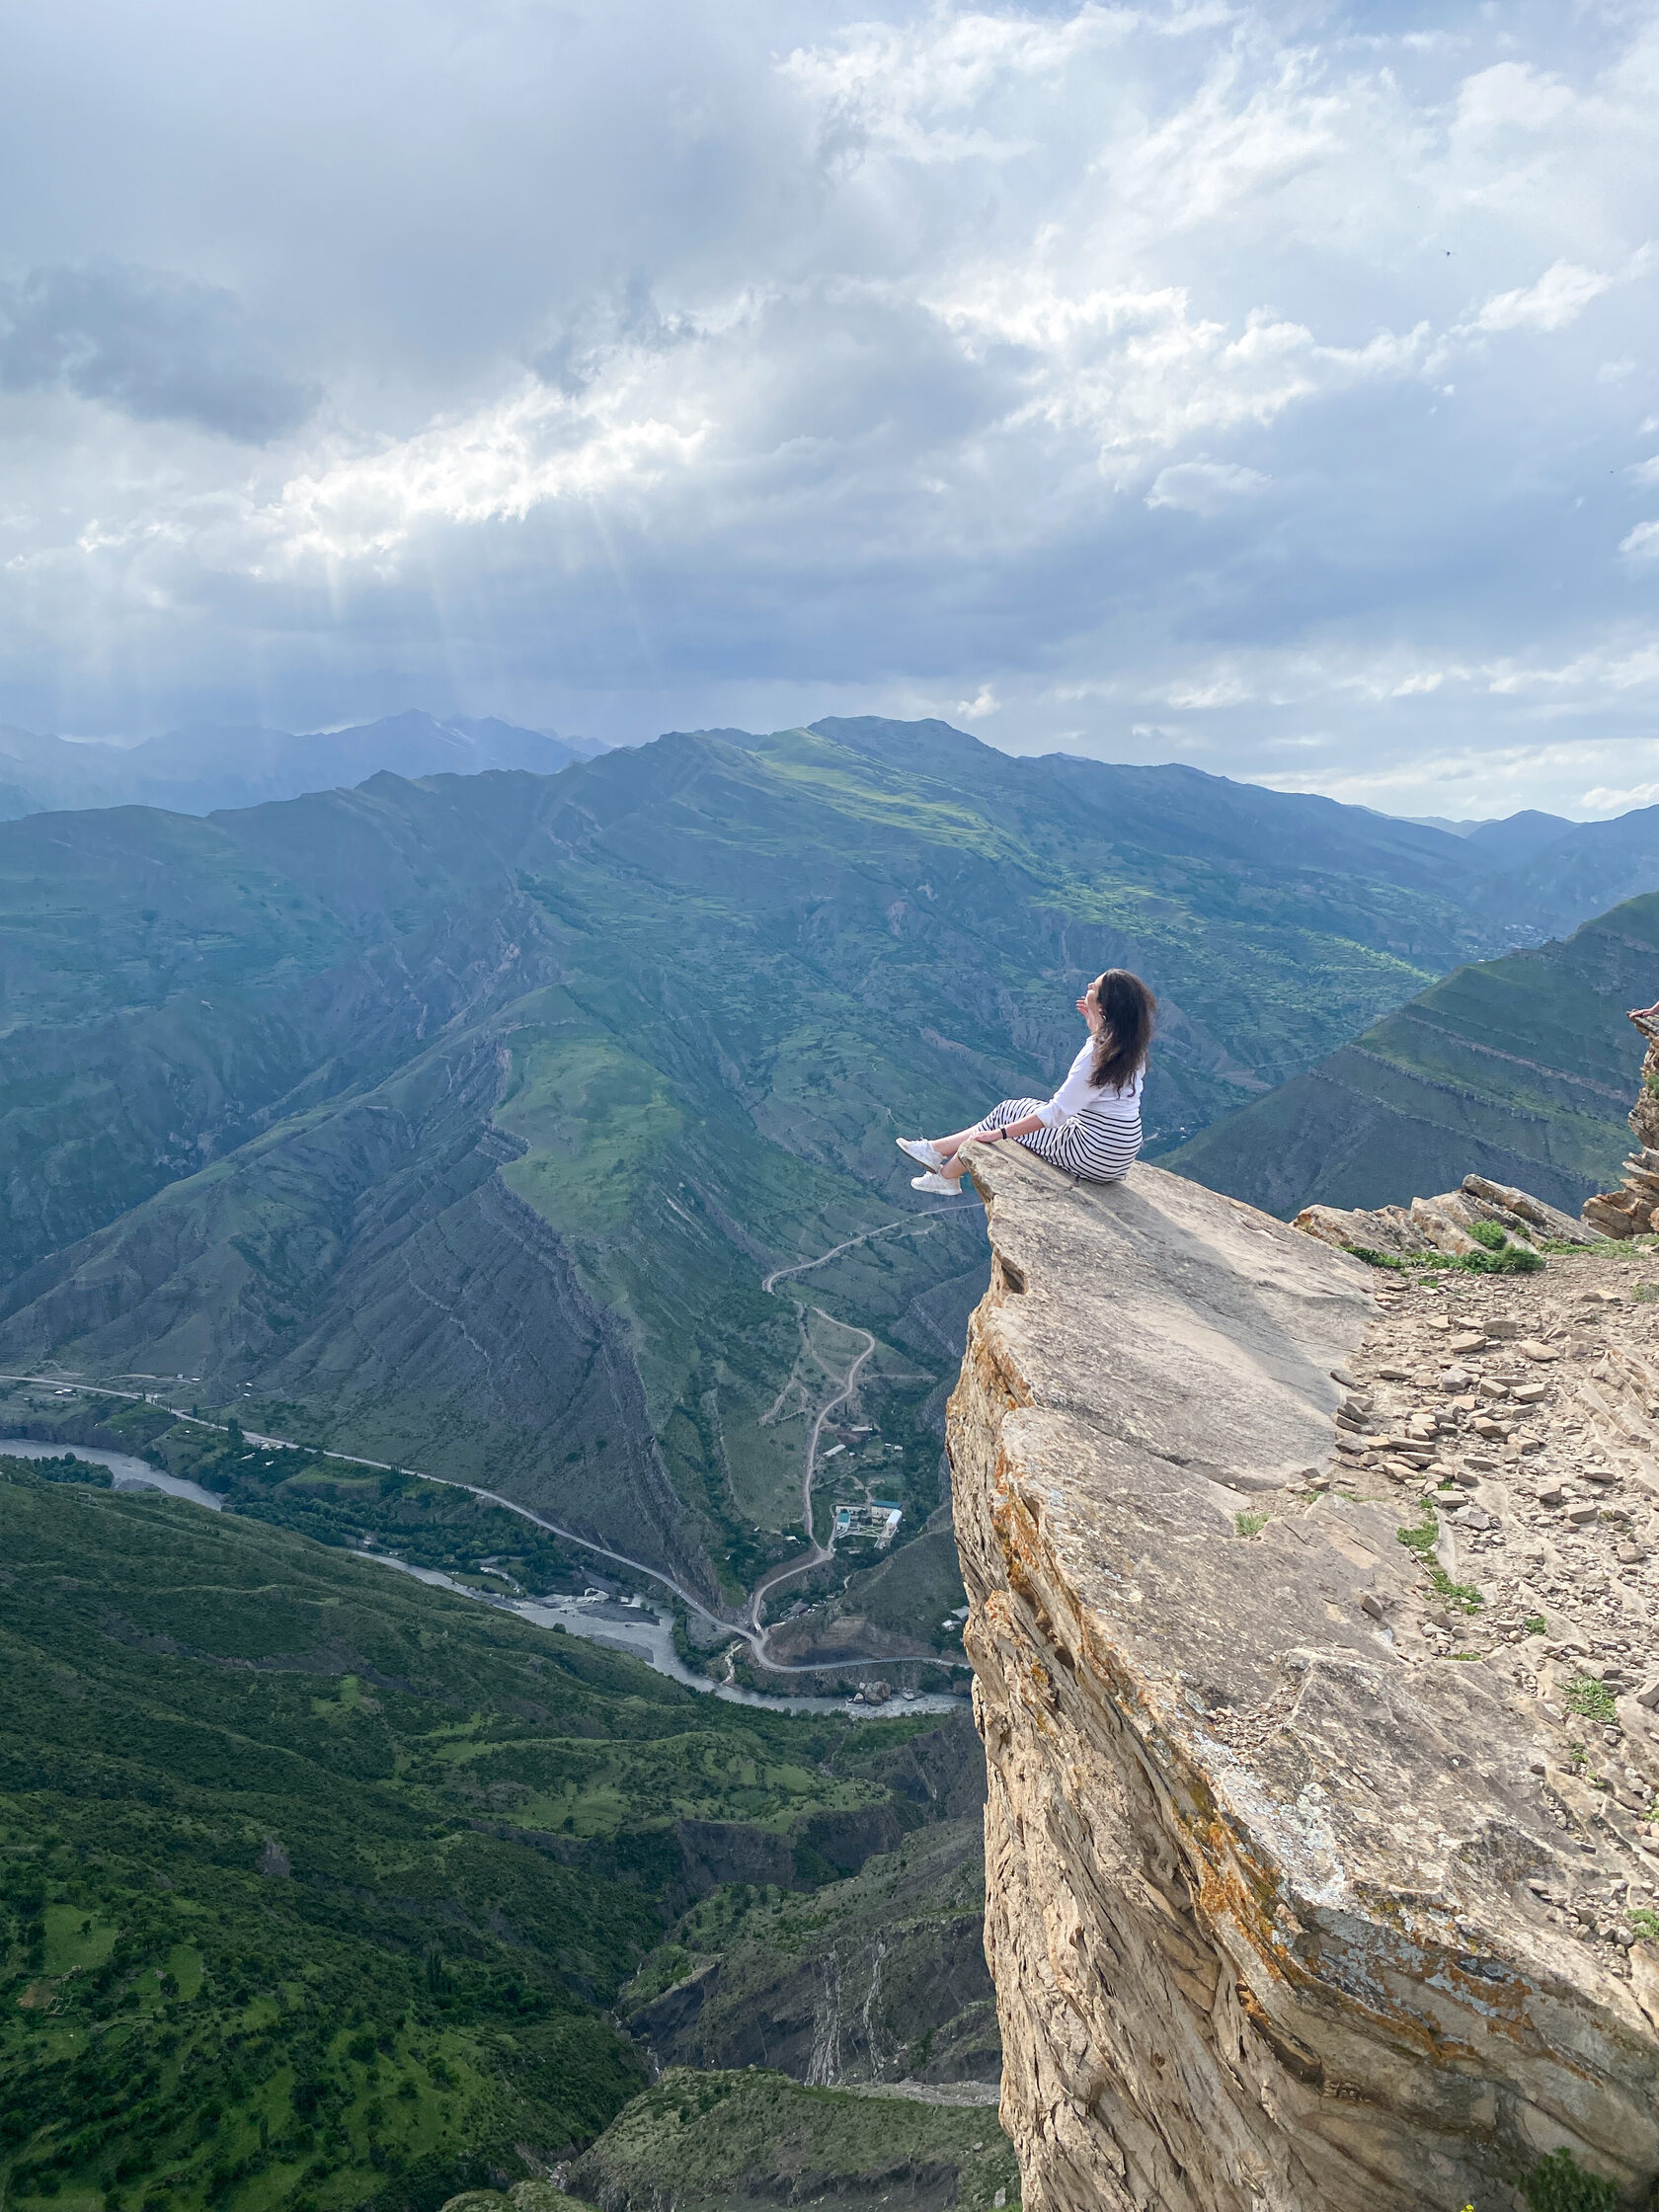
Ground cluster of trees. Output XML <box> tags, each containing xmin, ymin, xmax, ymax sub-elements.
<box><xmin>0</xmin><ymin>1465</ymin><xmax>948</xmax><ymax>2212</ymax></box>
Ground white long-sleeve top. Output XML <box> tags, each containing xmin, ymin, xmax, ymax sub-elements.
<box><xmin>1036</xmin><ymin>1038</ymin><xmax>1145</xmax><ymax>1127</ymax></box>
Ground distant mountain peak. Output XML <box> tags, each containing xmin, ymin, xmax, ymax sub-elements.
<box><xmin>0</xmin><ymin>708</ymin><xmax>599</xmax><ymax>820</ymax></box>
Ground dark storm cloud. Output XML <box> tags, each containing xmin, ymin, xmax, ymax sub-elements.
<box><xmin>0</xmin><ymin>263</ymin><xmax>316</xmax><ymax>440</ymax></box>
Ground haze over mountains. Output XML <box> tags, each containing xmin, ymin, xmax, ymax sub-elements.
<box><xmin>0</xmin><ymin>710</ymin><xmax>603</xmax><ymax>819</ymax></box>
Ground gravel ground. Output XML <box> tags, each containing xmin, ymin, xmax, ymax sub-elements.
<box><xmin>1309</xmin><ymin>1247</ymin><xmax>1659</xmax><ymax>1968</ymax></box>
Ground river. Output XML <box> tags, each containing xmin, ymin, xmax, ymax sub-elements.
<box><xmin>3</xmin><ymin>1435</ymin><xmax>964</xmax><ymax>1720</ymax></box>
<box><xmin>1</xmin><ymin>1436</ymin><xmax>224</xmax><ymax>1510</ymax></box>
<box><xmin>363</xmin><ymin>1552</ymin><xmax>963</xmax><ymax>1718</ymax></box>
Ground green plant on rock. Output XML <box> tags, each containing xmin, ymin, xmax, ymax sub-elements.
<box><xmin>1342</xmin><ymin>1236</ymin><xmax>1542</xmax><ymax>1277</ymax></box>
<box><xmin>1344</xmin><ymin>1243</ymin><xmax>1418</xmax><ymax>1272</ymax></box>
<box><xmin>1540</xmin><ymin>1234</ymin><xmax>1659</xmax><ymax>1256</ymax></box>
<box><xmin>1396</xmin><ymin>1505</ymin><xmax>1484</xmax><ymax>1614</ymax></box>
<box><xmin>1629</xmin><ymin>1906</ymin><xmax>1659</xmax><ymax>1941</ymax></box>
<box><xmin>1525</xmin><ymin>1614</ymin><xmax>1547</xmax><ymax>1636</ymax></box>
<box><xmin>1520</xmin><ymin>2146</ymin><xmax>1620</xmax><ymax>2212</ymax></box>
<box><xmin>1459</xmin><ymin>1227</ymin><xmax>1544</xmax><ymax>1274</ymax></box>
<box><xmin>1564</xmin><ymin>1674</ymin><xmax>1620</xmax><ymax>1727</ymax></box>
<box><xmin>1234</xmin><ymin>1510</ymin><xmax>1270</xmax><ymax>1538</ymax></box>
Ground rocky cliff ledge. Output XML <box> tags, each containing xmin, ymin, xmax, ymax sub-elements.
<box><xmin>1583</xmin><ymin>1008</ymin><xmax>1659</xmax><ymax>1240</ymax></box>
<box><xmin>949</xmin><ymin>1149</ymin><xmax>1658</xmax><ymax>2212</ymax></box>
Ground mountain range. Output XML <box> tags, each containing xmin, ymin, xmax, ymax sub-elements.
<box><xmin>12</xmin><ymin>712</ymin><xmax>1659</xmax><ymax>2212</ymax></box>
<box><xmin>6</xmin><ymin>715</ymin><xmax>1659</xmax><ymax>1622</ymax></box>
<box><xmin>0</xmin><ymin>711</ymin><xmax>602</xmax><ymax>819</ymax></box>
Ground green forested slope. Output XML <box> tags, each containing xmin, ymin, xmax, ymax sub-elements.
<box><xmin>567</xmin><ymin>2069</ymin><xmax>1020</xmax><ymax>2212</ymax></box>
<box><xmin>1165</xmin><ymin>891</ymin><xmax>1659</xmax><ymax>1218</ymax></box>
<box><xmin>0</xmin><ymin>1469</ymin><xmax>979</xmax><ymax>2212</ymax></box>
<box><xmin>0</xmin><ymin>717</ymin><xmax>1577</xmax><ymax>1609</ymax></box>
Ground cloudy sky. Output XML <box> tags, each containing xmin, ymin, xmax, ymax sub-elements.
<box><xmin>3</xmin><ymin>0</ymin><xmax>1657</xmax><ymax>817</ymax></box>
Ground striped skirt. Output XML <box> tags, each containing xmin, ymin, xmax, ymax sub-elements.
<box><xmin>974</xmin><ymin>1096</ymin><xmax>1143</xmax><ymax>1184</ymax></box>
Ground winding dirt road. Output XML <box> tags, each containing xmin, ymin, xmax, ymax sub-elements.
<box><xmin>744</xmin><ymin>1314</ymin><xmax>876</xmax><ymax>1653</ymax></box>
<box><xmin>0</xmin><ymin>1198</ymin><xmax>973</xmax><ymax>1681</ymax></box>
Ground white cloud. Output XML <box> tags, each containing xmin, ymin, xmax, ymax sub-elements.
<box><xmin>953</xmin><ymin>684</ymin><xmax>1000</xmax><ymax>718</ymax></box>
<box><xmin>0</xmin><ymin>0</ymin><xmax>1657</xmax><ymax>796</ymax></box>
<box><xmin>778</xmin><ymin>5</ymin><xmax>1135</xmax><ymax>167</ymax></box>
<box><xmin>1146</xmin><ymin>458</ymin><xmax>1270</xmax><ymax>513</ymax></box>
<box><xmin>261</xmin><ymin>377</ymin><xmax>712</xmax><ymax>569</ymax></box>
<box><xmin>1469</xmin><ymin>259</ymin><xmax>1615</xmax><ymax>334</ymax></box>
<box><xmin>1451</xmin><ymin>60</ymin><xmax>1580</xmax><ymax>145</ymax></box>
<box><xmin>1582</xmin><ymin>780</ymin><xmax>1659</xmax><ymax>812</ymax></box>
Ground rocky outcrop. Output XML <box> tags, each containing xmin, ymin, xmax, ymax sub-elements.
<box><xmin>1582</xmin><ymin>1009</ymin><xmax>1659</xmax><ymax>1238</ymax></box>
<box><xmin>1295</xmin><ymin>1171</ymin><xmax>1599</xmax><ymax>1262</ymax></box>
<box><xmin>626</xmin><ymin>1817</ymin><xmax>999</xmax><ymax>2087</ymax></box>
<box><xmin>949</xmin><ymin>1146</ymin><xmax>1658</xmax><ymax>2212</ymax></box>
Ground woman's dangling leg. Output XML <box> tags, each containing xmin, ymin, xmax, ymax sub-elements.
<box><xmin>933</xmin><ymin>1099</ymin><xmax>1041</xmax><ymax>1171</ymax></box>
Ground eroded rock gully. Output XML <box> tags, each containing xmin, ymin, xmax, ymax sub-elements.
<box><xmin>948</xmin><ymin>1149</ymin><xmax>1659</xmax><ymax>2212</ymax></box>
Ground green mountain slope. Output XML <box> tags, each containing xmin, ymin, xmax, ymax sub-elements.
<box><xmin>624</xmin><ymin>1809</ymin><xmax>995</xmax><ymax>2085</ymax></box>
<box><xmin>567</xmin><ymin>2069</ymin><xmax>1020</xmax><ymax>2212</ymax></box>
<box><xmin>1164</xmin><ymin>891</ymin><xmax>1659</xmax><ymax>1218</ymax></box>
<box><xmin>0</xmin><ymin>1467</ymin><xmax>983</xmax><ymax>2212</ymax></box>
<box><xmin>0</xmin><ymin>716</ymin><xmax>1587</xmax><ymax>1611</ymax></box>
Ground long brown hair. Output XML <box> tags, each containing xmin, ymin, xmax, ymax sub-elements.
<box><xmin>1089</xmin><ymin>969</ymin><xmax>1155</xmax><ymax>1092</ymax></box>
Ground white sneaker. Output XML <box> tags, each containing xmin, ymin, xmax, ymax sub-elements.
<box><xmin>897</xmin><ymin>1137</ymin><xmax>945</xmax><ymax>1168</ymax></box>
<box><xmin>910</xmin><ymin>1171</ymin><xmax>964</xmax><ymax>1194</ymax></box>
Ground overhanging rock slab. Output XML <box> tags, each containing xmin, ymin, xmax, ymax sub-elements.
<box><xmin>949</xmin><ymin>1148</ymin><xmax>1658</xmax><ymax>2212</ymax></box>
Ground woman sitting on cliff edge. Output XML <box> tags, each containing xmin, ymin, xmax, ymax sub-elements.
<box><xmin>901</xmin><ymin>968</ymin><xmax>1156</xmax><ymax>1195</ymax></box>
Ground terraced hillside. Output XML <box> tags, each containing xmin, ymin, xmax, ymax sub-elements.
<box><xmin>0</xmin><ymin>1465</ymin><xmax>988</xmax><ymax>2212</ymax></box>
<box><xmin>0</xmin><ymin>714</ymin><xmax>1617</xmax><ymax>1617</ymax></box>
<box><xmin>1166</xmin><ymin>890</ymin><xmax>1659</xmax><ymax>1218</ymax></box>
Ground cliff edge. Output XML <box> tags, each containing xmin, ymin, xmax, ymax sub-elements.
<box><xmin>949</xmin><ymin>1148</ymin><xmax>1658</xmax><ymax>2212</ymax></box>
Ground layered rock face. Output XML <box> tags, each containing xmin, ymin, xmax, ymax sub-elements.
<box><xmin>1583</xmin><ymin>1009</ymin><xmax>1659</xmax><ymax>1238</ymax></box>
<box><xmin>949</xmin><ymin>1148</ymin><xmax>1658</xmax><ymax>2212</ymax></box>
<box><xmin>1294</xmin><ymin>1170</ymin><xmax>1598</xmax><ymax>1263</ymax></box>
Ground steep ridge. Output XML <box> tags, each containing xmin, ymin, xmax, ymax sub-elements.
<box><xmin>1490</xmin><ymin>802</ymin><xmax>1659</xmax><ymax>940</ymax></box>
<box><xmin>1165</xmin><ymin>891</ymin><xmax>1659</xmax><ymax>1218</ymax></box>
<box><xmin>948</xmin><ymin>1145</ymin><xmax>1657</xmax><ymax>2211</ymax></box>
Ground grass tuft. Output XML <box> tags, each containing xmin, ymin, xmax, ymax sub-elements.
<box><xmin>1343</xmin><ymin>1237</ymin><xmax>1542</xmax><ymax>1276</ymax></box>
<box><xmin>1564</xmin><ymin>1673</ymin><xmax>1620</xmax><ymax>1727</ymax></box>
<box><xmin>1395</xmin><ymin>1504</ymin><xmax>1484</xmax><ymax>1613</ymax></box>
<box><xmin>1520</xmin><ymin>2146</ymin><xmax>1620</xmax><ymax>2212</ymax></box>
